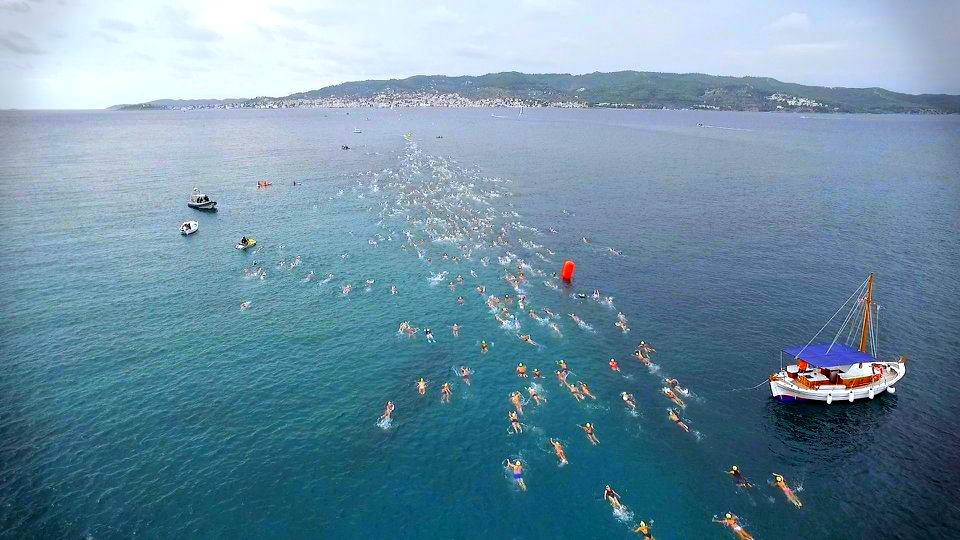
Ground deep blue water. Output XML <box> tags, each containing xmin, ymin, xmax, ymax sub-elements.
<box><xmin>1</xmin><ymin>108</ymin><xmax>958</xmax><ymax>539</ymax></box>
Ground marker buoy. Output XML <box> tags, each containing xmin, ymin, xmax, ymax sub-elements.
<box><xmin>561</xmin><ymin>260</ymin><xmax>575</xmax><ymax>282</ymax></box>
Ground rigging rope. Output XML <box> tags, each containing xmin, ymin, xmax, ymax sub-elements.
<box><xmin>793</xmin><ymin>276</ymin><xmax>869</xmax><ymax>360</ymax></box>
<box><xmin>718</xmin><ymin>379</ymin><xmax>771</xmax><ymax>393</ymax></box>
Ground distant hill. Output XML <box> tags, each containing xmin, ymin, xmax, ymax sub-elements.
<box><xmin>112</xmin><ymin>71</ymin><xmax>960</xmax><ymax>113</ymax></box>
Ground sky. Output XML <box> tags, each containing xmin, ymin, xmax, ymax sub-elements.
<box><xmin>1</xmin><ymin>0</ymin><xmax>958</xmax><ymax>109</ymax></box>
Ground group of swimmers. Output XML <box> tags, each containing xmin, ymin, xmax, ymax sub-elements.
<box><xmin>354</xmin><ymin>146</ymin><xmax>812</xmax><ymax>538</ymax></box>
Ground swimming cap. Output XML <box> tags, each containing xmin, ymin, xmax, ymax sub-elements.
<box><xmin>725</xmin><ymin>513</ymin><xmax>732</xmax><ymax>519</ymax></box>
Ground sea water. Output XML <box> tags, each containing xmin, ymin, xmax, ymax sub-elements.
<box><xmin>1</xmin><ymin>108</ymin><xmax>958</xmax><ymax>538</ymax></box>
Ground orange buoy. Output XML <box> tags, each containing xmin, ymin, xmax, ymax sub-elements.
<box><xmin>561</xmin><ymin>260</ymin><xmax>575</xmax><ymax>282</ymax></box>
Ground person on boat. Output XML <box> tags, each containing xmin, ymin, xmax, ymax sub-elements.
<box><xmin>633</xmin><ymin>521</ymin><xmax>654</xmax><ymax>539</ymax></box>
<box><xmin>508</xmin><ymin>411</ymin><xmax>522</xmax><ymax>434</ymax></box>
<box><xmin>726</xmin><ymin>466</ymin><xmax>753</xmax><ymax>488</ymax></box>
<box><xmin>713</xmin><ymin>513</ymin><xmax>753</xmax><ymax>540</ymax></box>
<box><xmin>579</xmin><ymin>381</ymin><xmax>596</xmax><ymax>399</ymax></box>
<box><xmin>452</xmin><ymin>323</ymin><xmax>460</xmax><ymax>337</ymax></box>
<box><xmin>603</xmin><ymin>485</ymin><xmax>623</xmax><ymax>510</ymax></box>
<box><xmin>664</xmin><ymin>388</ymin><xmax>686</xmax><ymax>408</ymax></box>
<box><xmin>549</xmin><ymin>438</ymin><xmax>569</xmax><ymax>465</ymax></box>
<box><xmin>416</xmin><ymin>378</ymin><xmax>427</xmax><ymax>396</ymax></box>
<box><xmin>528</xmin><ymin>386</ymin><xmax>544</xmax><ymax>405</ymax></box>
<box><xmin>580</xmin><ymin>423</ymin><xmax>599</xmax><ymax>445</ymax></box>
<box><xmin>621</xmin><ymin>392</ymin><xmax>637</xmax><ymax>411</ymax></box>
<box><xmin>440</xmin><ymin>382</ymin><xmax>452</xmax><ymax>403</ymax></box>
<box><xmin>379</xmin><ymin>401</ymin><xmax>395</xmax><ymax>422</ymax></box>
<box><xmin>240</xmin><ymin>236</ymin><xmax>249</xmax><ymax>246</ymax></box>
<box><xmin>668</xmin><ymin>409</ymin><xmax>690</xmax><ymax>432</ymax></box>
<box><xmin>772</xmin><ymin>474</ymin><xmax>803</xmax><ymax>507</ymax></box>
<box><xmin>517</xmin><ymin>363</ymin><xmax>528</xmax><ymax>378</ymax></box>
<box><xmin>480</xmin><ymin>340</ymin><xmax>489</xmax><ymax>353</ymax></box>
<box><xmin>505</xmin><ymin>459</ymin><xmax>526</xmax><ymax>490</ymax></box>
<box><xmin>569</xmin><ymin>384</ymin><xmax>585</xmax><ymax>401</ymax></box>
<box><xmin>510</xmin><ymin>391</ymin><xmax>524</xmax><ymax>415</ymax></box>
<box><xmin>460</xmin><ymin>366</ymin><xmax>472</xmax><ymax>385</ymax></box>
<box><xmin>532</xmin><ymin>368</ymin><xmax>542</xmax><ymax>379</ymax></box>
<box><xmin>609</xmin><ymin>358</ymin><xmax>621</xmax><ymax>372</ymax></box>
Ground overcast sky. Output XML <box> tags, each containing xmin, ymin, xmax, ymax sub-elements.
<box><xmin>1</xmin><ymin>0</ymin><xmax>958</xmax><ymax>109</ymax></box>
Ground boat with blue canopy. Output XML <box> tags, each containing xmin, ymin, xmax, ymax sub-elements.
<box><xmin>769</xmin><ymin>274</ymin><xmax>907</xmax><ymax>403</ymax></box>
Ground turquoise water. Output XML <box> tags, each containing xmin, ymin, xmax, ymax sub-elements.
<box><xmin>1</xmin><ymin>108</ymin><xmax>959</xmax><ymax>539</ymax></box>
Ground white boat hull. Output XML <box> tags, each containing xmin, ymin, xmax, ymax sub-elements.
<box><xmin>770</xmin><ymin>362</ymin><xmax>905</xmax><ymax>403</ymax></box>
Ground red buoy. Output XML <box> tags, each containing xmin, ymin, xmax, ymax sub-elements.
<box><xmin>561</xmin><ymin>260</ymin><xmax>576</xmax><ymax>282</ymax></box>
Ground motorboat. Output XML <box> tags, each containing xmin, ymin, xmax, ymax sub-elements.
<box><xmin>353</xmin><ymin>128</ymin><xmax>362</xmax><ymax>134</ymax></box>
<box><xmin>769</xmin><ymin>274</ymin><xmax>907</xmax><ymax>404</ymax></box>
<box><xmin>180</xmin><ymin>221</ymin><xmax>198</xmax><ymax>235</ymax></box>
<box><xmin>187</xmin><ymin>188</ymin><xmax>217</xmax><ymax>211</ymax></box>
<box><xmin>236</xmin><ymin>237</ymin><xmax>257</xmax><ymax>250</ymax></box>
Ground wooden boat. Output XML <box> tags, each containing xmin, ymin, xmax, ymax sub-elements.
<box><xmin>769</xmin><ymin>274</ymin><xmax>906</xmax><ymax>403</ymax></box>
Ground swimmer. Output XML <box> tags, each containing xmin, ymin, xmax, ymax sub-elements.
<box><xmin>425</xmin><ymin>328</ymin><xmax>435</xmax><ymax>343</ymax></box>
<box><xmin>529</xmin><ymin>309</ymin><xmax>542</xmax><ymax>321</ymax></box>
<box><xmin>459</xmin><ymin>366</ymin><xmax>472</xmax><ymax>385</ymax></box>
<box><xmin>457</xmin><ymin>296</ymin><xmax>464</xmax><ymax>305</ymax></box>
<box><xmin>390</xmin><ymin>284</ymin><xmax>398</xmax><ymax>295</ymax></box>
<box><xmin>520</xmin><ymin>334</ymin><xmax>538</xmax><ymax>347</ymax></box>
<box><xmin>240</xmin><ymin>301</ymin><xmax>252</xmax><ymax>310</ymax></box>
<box><xmin>569</xmin><ymin>384</ymin><xmax>585</xmax><ymax>401</ymax></box>
<box><xmin>528</xmin><ymin>386</ymin><xmax>545</xmax><ymax>405</ymax></box>
<box><xmin>549</xmin><ymin>438</ymin><xmax>569</xmax><ymax>465</ymax></box>
<box><xmin>633</xmin><ymin>350</ymin><xmax>652</xmax><ymax>366</ymax></box>
<box><xmin>609</xmin><ymin>358</ymin><xmax>621</xmax><ymax>372</ymax></box>
<box><xmin>508</xmin><ymin>411</ymin><xmax>523</xmax><ymax>434</ymax></box>
<box><xmin>603</xmin><ymin>485</ymin><xmax>623</xmax><ymax>510</ymax></box>
<box><xmin>713</xmin><ymin>512</ymin><xmax>753</xmax><ymax>540</ymax></box>
<box><xmin>379</xmin><ymin>401</ymin><xmax>395</xmax><ymax>422</ymax></box>
<box><xmin>543</xmin><ymin>308</ymin><xmax>558</xmax><ymax>319</ymax></box>
<box><xmin>510</xmin><ymin>391</ymin><xmax>524</xmax><ymax>415</ymax></box>
<box><xmin>416</xmin><ymin>378</ymin><xmax>427</xmax><ymax>396</ymax></box>
<box><xmin>452</xmin><ymin>323</ymin><xmax>460</xmax><ymax>337</ymax></box>
<box><xmin>772</xmin><ymin>474</ymin><xmax>803</xmax><ymax>508</ymax></box>
<box><xmin>621</xmin><ymin>392</ymin><xmax>637</xmax><ymax>411</ymax></box>
<box><xmin>632</xmin><ymin>521</ymin><xmax>654</xmax><ymax>539</ymax></box>
<box><xmin>557</xmin><ymin>359</ymin><xmax>569</xmax><ymax>372</ymax></box>
<box><xmin>476</xmin><ymin>285</ymin><xmax>485</xmax><ymax>295</ymax></box>
<box><xmin>532</xmin><ymin>368</ymin><xmax>542</xmax><ymax>379</ymax></box>
<box><xmin>663</xmin><ymin>388</ymin><xmax>686</xmax><ymax>408</ymax></box>
<box><xmin>608</xmin><ymin>247</ymin><xmax>622</xmax><ymax>256</ymax></box>
<box><xmin>556</xmin><ymin>370</ymin><xmax>570</xmax><ymax>388</ymax></box>
<box><xmin>668</xmin><ymin>409</ymin><xmax>690</xmax><ymax>432</ymax></box>
<box><xmin>616</xmin><ymin>320</ymin><xmax>630</xmax><ymax>333</ymax></box>
<box><xmin>480</xmin><ymin>340</ymin><xmax>489</xmax><ymax>353</ymax></box>
<box><xmin>726</xmin><ymin>466</ymin><xmax>753</xmax><ymax>488</ymax></box>
<box><xmin>516</xmin><ymin>363</ymin><xmax>528</xmax><ymax>378</ymax></box>
<box><xmin>579</xmin><ymin>423</ymin><xmax>600</xmax><ymax>445</ymax></box>
<box><xmin>440</xmin><ymin>382</ymin><xmax>452</xmax><ymax>403</ymax></box>
<box><xmin>578</xmin><ymin>382</ymin><xmax>597</xmax><ymax>400</ymax></box>
<box><xmin>505</xmin><ymin>459</ymin><xmax>526</xmax><ymax>490</ymax></box>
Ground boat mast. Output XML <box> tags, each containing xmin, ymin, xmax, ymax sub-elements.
<box><xmin>858</xmin><ymin>273</ymin><xmax>875</xmax><ymax>353</ymax></box>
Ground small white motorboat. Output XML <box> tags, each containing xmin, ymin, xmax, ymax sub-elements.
<box><xmin>769</xmin><ymin>274</ymin><xmax>907</xmax><ymax>404</ymax></box>
<box><xmin>180</xmin><ymin>221</ymin><xmax>199</xmax><ymax>235</ymax></box>
<box><xmin>187</xmin><ymin>187</ymin><xmax>217</xmax><ymax>211</ymax></box>
<box><xmin>353</xmin><ymin>128</ymin><xmax>362</xmax><ymax>134</ymax></box>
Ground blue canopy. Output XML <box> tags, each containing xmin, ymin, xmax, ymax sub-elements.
<box><xmin>783</xmin><ymin>342</ymin><xmax>876</xmax><ymax>368</ymax></box>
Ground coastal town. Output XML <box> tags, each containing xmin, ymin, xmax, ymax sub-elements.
<box><xmin>128</xmin><ymin>91</ymin><xmax>588</xmax><ymax>111</ymax></box>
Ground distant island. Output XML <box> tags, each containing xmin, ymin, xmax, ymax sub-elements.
<box><xmin>111</xmin><ymin>70</ymin><xmax>960</xmax><ymax>114</ymax></box>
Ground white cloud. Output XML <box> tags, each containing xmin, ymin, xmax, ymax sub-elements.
<box><xmin>769</xmin><ymin>12</ymin><xmax>810</xmax><ymax>31</ymax></box>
